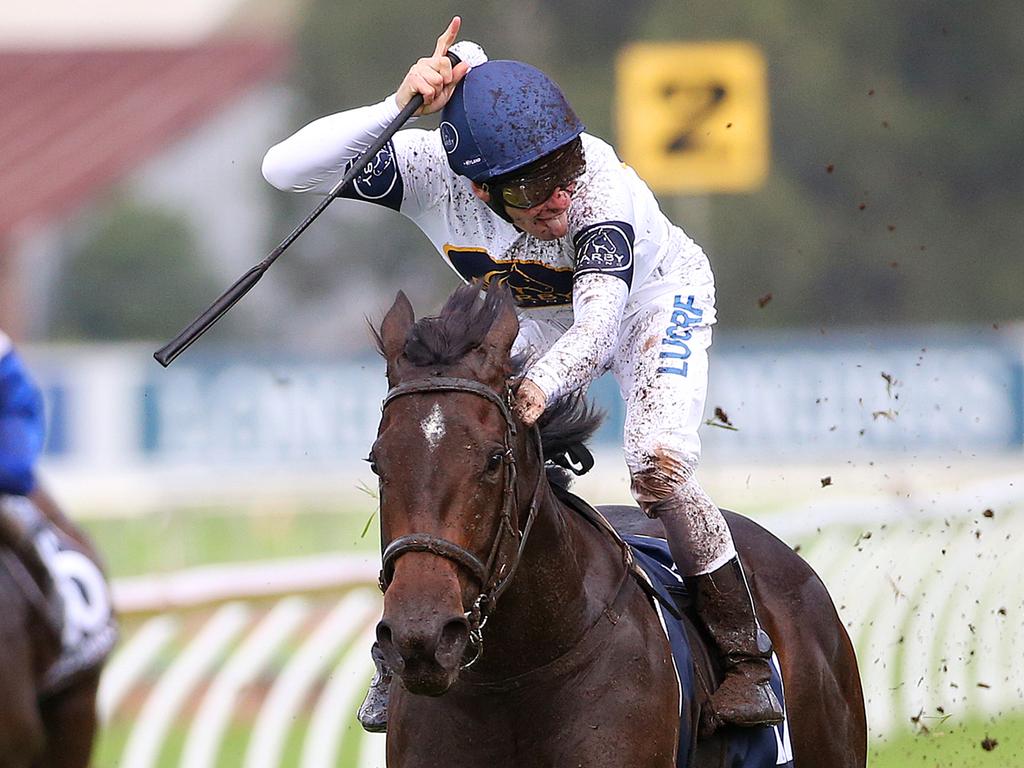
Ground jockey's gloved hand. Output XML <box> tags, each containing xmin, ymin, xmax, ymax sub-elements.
<box><xmin>513</xmin><ymin>378</ymin><xmax>547</xmax><ymax>427</ymax></box>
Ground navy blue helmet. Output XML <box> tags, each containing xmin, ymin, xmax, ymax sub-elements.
<box><xmin>440</xmin><ymin>60</ymin><xmax>585</xmax><ymax>183</ymax></box>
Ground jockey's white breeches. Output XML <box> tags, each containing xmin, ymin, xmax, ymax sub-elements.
<box><xmin>514</xmin><ymin>288</ymin><xmax>736</xmax><ymax>576</ymax></box>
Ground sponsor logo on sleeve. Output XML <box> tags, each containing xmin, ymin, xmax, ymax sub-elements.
<box><xmin>340</xmin><ymin>139</ymin><xmax>404</xmax><ymax>211</ymax></box>
<box><xmin>351</xmin><ymin>141</ymin><xmax>399</xmax><ymax>200</ymax></box>
<box><xmin>573</xmin><ymin>221</ymin><xmax>635</xmax><ymax>285</ymax></box>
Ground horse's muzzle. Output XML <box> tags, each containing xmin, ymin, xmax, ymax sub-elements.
<box><xmin>376</xmin><ymin>555</ymin><xmax>471</xmax><ymax>695</ymax></box>
<box><xmin>376</xmin><ymin>614</ymin><xmax>469</xmax><ymax>695</ymax></box>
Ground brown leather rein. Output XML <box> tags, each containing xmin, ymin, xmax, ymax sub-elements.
<box><xmin>377</xmin><ymin>376</ymin><xmax>546</xmax><ymax>668</ymax></box>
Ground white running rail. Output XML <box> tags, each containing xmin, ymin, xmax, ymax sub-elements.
<box><xmin>97</xmin><ymin>475</ymin><xmax>1023</xmax><ymax>765</ymax></box>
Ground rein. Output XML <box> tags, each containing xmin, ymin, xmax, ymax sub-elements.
<box><xmin>377</xmin><ymin>376</ymin><xmax>546</xmax><ymax>668</ymax></box>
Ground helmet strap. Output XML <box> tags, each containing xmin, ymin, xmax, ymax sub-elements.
<box><xmin>480</xmin><ymin>183</ymin><xmax>516</xmax><ymax>225</ymax></box>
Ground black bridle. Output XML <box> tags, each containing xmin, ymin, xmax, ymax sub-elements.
<box><xmin>377</xmin><ymin>376</ymin><xmax>546</xmax><ymax>667</ymax></box>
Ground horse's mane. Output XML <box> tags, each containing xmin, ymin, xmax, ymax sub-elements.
<box><xmin>373</xmin><ymin>283</ymin><xmax>605</xmax><ymax>488</ymax></box>
<box><xmin>398</xmin><ymin>283</ymin><xmax>507</xmax><ymax>367</ymax></box>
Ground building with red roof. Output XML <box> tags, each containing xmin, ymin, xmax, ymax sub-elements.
<box><xmin>0</xmin><ymin>40</ymin><xmax>290</xmax><ymax>339</ymax></box>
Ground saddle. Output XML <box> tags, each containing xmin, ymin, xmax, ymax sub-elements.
<box><xmin>0</xmin><ymin>495</ymin><xmax>118</xmax><ymax>696</ymax></box>
<box><xmin>551</xmin><ymin>484</ymin><xmax>793</xmax><ymax>768</ymax></box>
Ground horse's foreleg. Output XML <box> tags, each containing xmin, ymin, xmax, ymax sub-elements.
<box><xmin>0</xmin><ymin>638</ymin><xmax>44</xmax><ymax>768</ymax></box>
<box><xmin>547</xmin><ymin>612</ymin><xmax>681</xmax><ymax>768</ymax></box>
<box><xmin>32</xmin><ymin>669</ymin><xmax>101</xmax><ymax>768</ymax></box>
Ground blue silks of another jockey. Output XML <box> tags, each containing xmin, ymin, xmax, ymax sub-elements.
<box><xmin>0</xmin><ymin>331</ymin><xmax>46</xmax><ymax>498</ymax></box>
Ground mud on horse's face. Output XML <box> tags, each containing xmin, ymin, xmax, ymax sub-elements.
<box><xmin>371</xmin><ymin>287</ymin><xmax>523</xmax><ymax>696</ymax></box>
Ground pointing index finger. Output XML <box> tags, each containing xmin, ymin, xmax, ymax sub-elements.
<box><xmin>433</xmin><ymin>16</ymin><xmax>461</xmax><ymax>59</ymax></box>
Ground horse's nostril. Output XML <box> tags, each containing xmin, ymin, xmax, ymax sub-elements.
<box><xmin>376</xmin><ymin>621</ymin><xmax>402</xmax><ymax>671</ymax></box>
<box><xmin>435</xmin><ymin>617</ymin><xmax>470</xmax><ymax>668</ymax></box>
<box><xmin>376</xmin><ymin>621</ymin><xmax>393</xmax><ymax>648</ymax></box>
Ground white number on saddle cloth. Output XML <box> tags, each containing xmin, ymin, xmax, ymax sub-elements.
<box><xmin>34</xmin><ymin>529</ymin><xmax>112</xmax><ymax>648</ymax></box>
<box><xmin>770</xmin><ymin>652</ymin><xmax>794</xmax><ymax>765</ymax></box>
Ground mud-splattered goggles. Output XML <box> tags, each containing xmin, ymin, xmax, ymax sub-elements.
<box><xmin>485</xmin><ymin>138</ymin><xmax>586</xmax><ymax>210</ymax></box>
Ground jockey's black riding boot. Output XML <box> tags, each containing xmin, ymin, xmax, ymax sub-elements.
<box><xmin>357</xmin><ymin>642</ymin><xmax>392</xmax><ymax>733</ymax></box>
<box><xmin>688</xmin><ymin>555</ymin><xmax>784</xmax><ymax>733</ymax></box>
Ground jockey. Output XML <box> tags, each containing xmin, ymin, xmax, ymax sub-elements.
<box><xmin>262</xmin><ymin>17</ymin><xmax>783</xmax><ymax>734</ymax></box>
<box><xmin>0</xmin><ymin>331</ymin><xmax>117</xmax><ymax>695</ymax></box>
<box><xmin>0</xmin><ymin>331</ymin><xmax>46</xmax><ymax>499</ymax></box>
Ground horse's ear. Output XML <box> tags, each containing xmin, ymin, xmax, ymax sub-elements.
<box><xmin>482</xmin><ymin>282</ymin><xmax>519</xmax><ymax>367</ymax></box>
<box><xmin>379</xmin><ymin>291</ymin><xmax>415</xmax><ymax>363</ymax></box>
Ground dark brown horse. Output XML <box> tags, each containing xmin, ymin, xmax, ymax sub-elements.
<box><xmin>371</xmin><ymin>283</ymin><xmax>866</xmax><ymax>767</ymax></box>
<box><xmin>0</xmin><ymin>486</ymin><xmax>113</xmax><ymax>768</ymax></box>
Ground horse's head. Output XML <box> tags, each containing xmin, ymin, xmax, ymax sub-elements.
<box><xmin>371</xmin><ymin>282</ymin><xmax>540</xmax><ymax>695</ymax></box>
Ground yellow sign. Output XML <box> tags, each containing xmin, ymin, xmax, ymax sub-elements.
<box><xmin>616</xmin><ymin>42</ymin><xmax>769</xmax><ymax>194</ymax></box>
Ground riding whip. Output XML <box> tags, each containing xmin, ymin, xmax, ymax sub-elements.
<box><xmin>153</xmin><ymin>42</ymin><xmax>486</xmax><ymax>367</ymax></box>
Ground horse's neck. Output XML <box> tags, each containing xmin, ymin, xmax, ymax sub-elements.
<box><xmin>468</xmin><ymin>480</ymin><xmax>626</xmax><ymax>678</ymax></box>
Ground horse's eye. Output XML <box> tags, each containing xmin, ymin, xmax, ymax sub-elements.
<box><xmin>486</xmin><ymin>450</ymin><xmax>505</xmax><ymax>473</ymax></box>
<box><xmin>365</xmin><ymin>454</ymin><xmax>380</xmax><ymax>476</ymax></box>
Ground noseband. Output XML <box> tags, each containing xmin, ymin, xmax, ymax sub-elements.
<box><xmin>377</xmin><ymin>376</ymin><xmax>545</xmax><ymax>667</ymax></box>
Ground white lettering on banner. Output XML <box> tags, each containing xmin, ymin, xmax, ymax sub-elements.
<box><xmin>703</xmin><ymin>345</ymin><xmax>1018</xmax><ymax>457</ymax></box>
<box><xmin>21</xmin><ymin>336</ymin><xmax>1019</xmax><ymax>476</ymax></box>
<box><xmin>150</xmin><ymin>365</ymin><xmax>387</xmax><ymax>463</ymax></box>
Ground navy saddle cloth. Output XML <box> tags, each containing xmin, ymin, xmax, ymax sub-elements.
<box><xmin>624</xmin><ymin>534</ymin><xmax>795</xmax><ymax>768</ymax></box>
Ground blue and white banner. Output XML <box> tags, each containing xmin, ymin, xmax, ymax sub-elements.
<box><xmin>21</xmin><ymin>327</ymin><xmax>1024</xmax><ymax>471</ymax></box>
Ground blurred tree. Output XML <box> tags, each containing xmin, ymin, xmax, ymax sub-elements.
<box><xmin>639</xmin><ymin>0</ymin><xmax>1024</xmax><ymax>327</ymax></box>
<box><xmin>52</xmin><ymin>200</ymin><xmax>219</xmax><ymax>341</ymax></box>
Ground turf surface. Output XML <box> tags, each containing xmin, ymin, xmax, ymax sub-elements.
<box><xmin>81</xmin><ymin>505</ymin><xmax>378</xmax><ymax>577</ymax></box>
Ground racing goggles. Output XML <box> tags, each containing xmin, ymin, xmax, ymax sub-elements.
<box><xmin>487</xmin><ymin>138</ymin><xmax>586</xmax><ymax>210</ymax></box>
